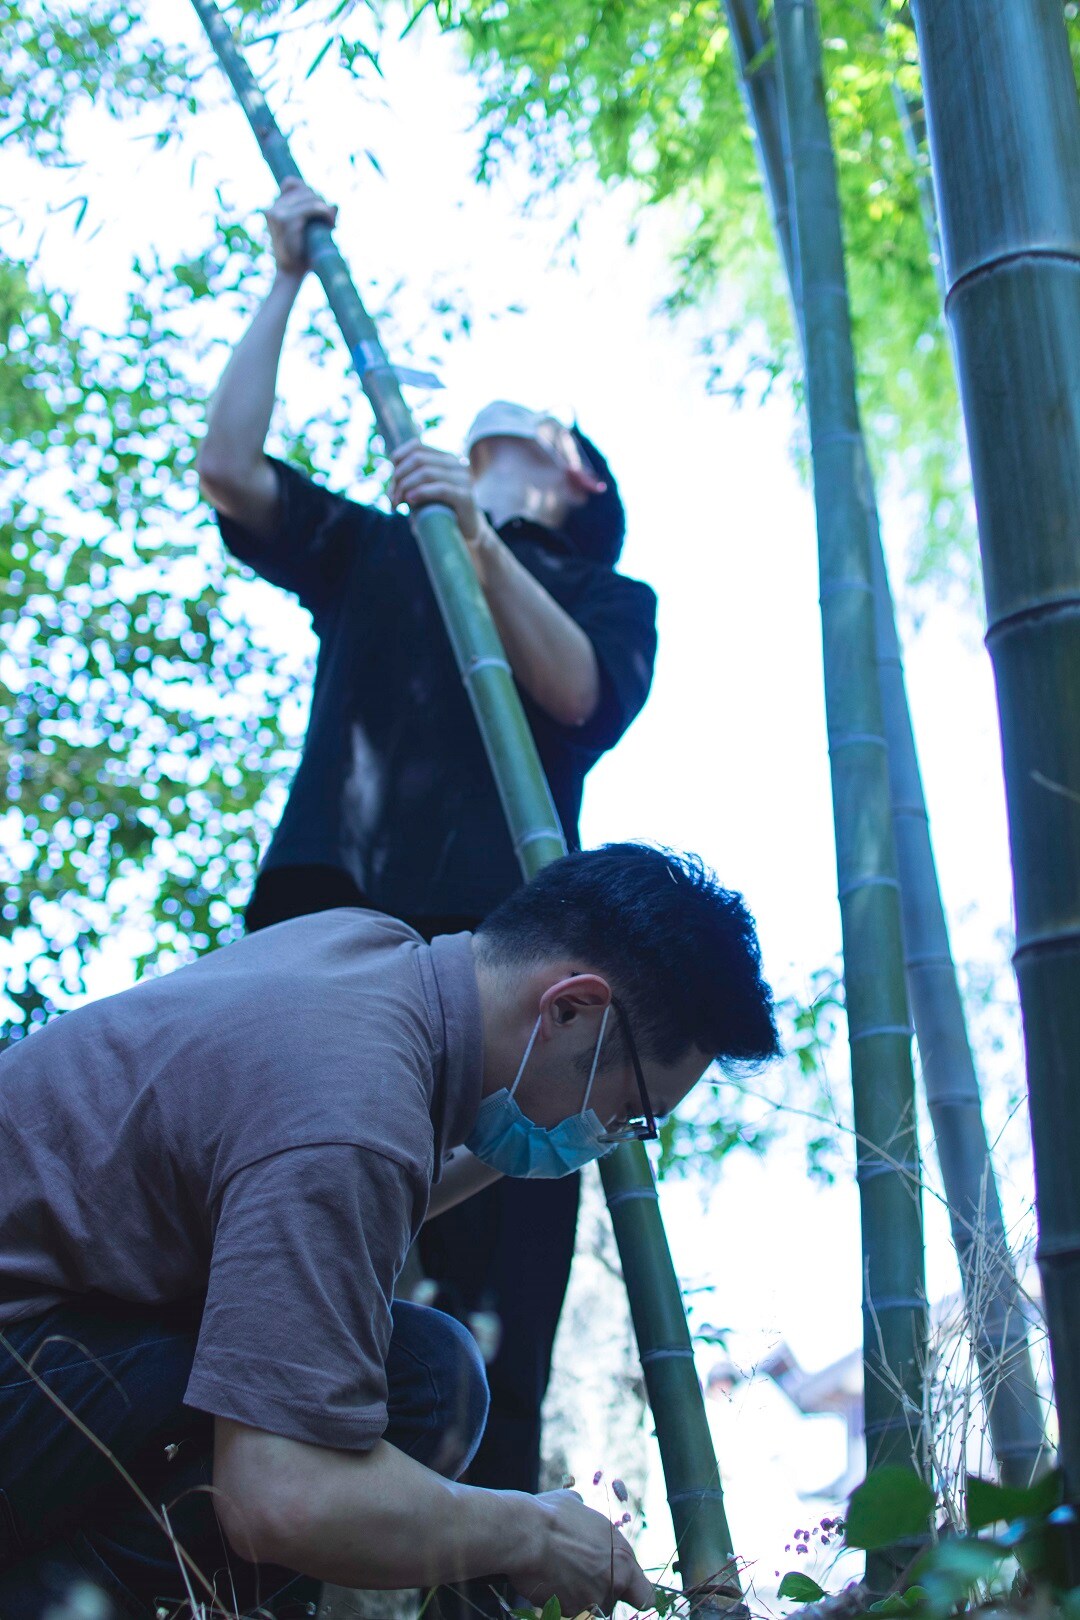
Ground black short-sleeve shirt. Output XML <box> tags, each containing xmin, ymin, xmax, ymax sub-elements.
<box><xmin>217</xmin><ymin>459</ymin><xmax>658</xmax><ymax>917</ymax></box>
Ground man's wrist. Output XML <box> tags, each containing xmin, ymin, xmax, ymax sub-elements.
<box><xmin>271</xmin><ymin>266</ymin><xmax>306</xmax><ymax>297</ymax></box>
<box><xmin>470</xmin><ymin>517</ymin><xmax>507</xmax><ymax>593</ymax></box>
<box><xmin>468</xmin><ymin>1486</ymin><xmax>547</xmax><ymax>1581</ymax></box>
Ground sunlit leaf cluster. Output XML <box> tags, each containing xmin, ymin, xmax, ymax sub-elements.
<box><xmin>0</xmin><ymin>238</ymin><xmax>312</xmax><ymax>1047</ymax></box>
<box><xmin>0</xmin><ymin>7</ymin><xmax>474</xmax><ymax>1053</ymax></box>
<box><xmin>775</xmin><ymin>1467</ymin><xmax>1079</xmax><ymax>1617</ymax></box>
<box><xmin>654</xmin><ymin>966</ymin><xmax>851</xmax><ymax>1183</ymax></box>
<box><xmin>0</xmin><ymin>0</ymin><xmax>195</xmax><ymax>163</ymax></box>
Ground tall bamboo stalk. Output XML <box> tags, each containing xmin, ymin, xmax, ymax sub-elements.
<box><xmin>725</xmin><ymin>0</ymin><xmax>1047</xmax><ymax>1488</ymax></box>
<box><xmin>908</xmin><ymin>0</ymin><xmax>1080</xmax><ymax>1554</ymax></box>
<box><xmin>773</xmin><ymin>0</ymin><xmax>928</xmax><ymax>1584</ymax></box>
<box><xmin>869</xmin><ymin>3</ymin><xmax>944</xmax><ymax>302</ymax></box>
<box><xmin>189</xmin><ymin>0</ymin><xmax>741</xmax><ymax>1603</ymax></box>
<box><xmin>870</xmin><ymin>526</ymin><xmax>1048</xmax><ymax>1488</ymax></box>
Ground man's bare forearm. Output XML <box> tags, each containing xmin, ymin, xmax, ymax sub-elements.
<box><xmin>197</xmin><ymin>271</ymin><xmax>303</xmax><ymax>531</ymax></box>
<box><xmin>214</xmin><ymin>1425</ymin><xmax>539</xmax><ymax>1589</ymax></box>
<box><xmin>215</xmin><ymin>1420</ymin><xmax>654</xmax><ymax>1610</ymax></box>
<box><xmin>475</xmin><ymin>531</ymin><xmax>601</xmax><ymax>727</ymax></box>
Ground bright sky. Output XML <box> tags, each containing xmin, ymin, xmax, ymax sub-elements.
<box><xmin>3</xmin><ymin>0</ymin><xmax>1041</xmax><ymax>1599</ymax></box>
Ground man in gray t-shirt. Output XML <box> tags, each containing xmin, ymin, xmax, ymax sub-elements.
<box><xmin>0</xmin><ymin>844</ymin><xmax>778</xmax><ymax>1619</ymax></box>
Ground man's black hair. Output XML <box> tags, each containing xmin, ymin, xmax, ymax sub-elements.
<box><xmin>476</xmin><ymin>843</ymin><xmax>780</xmax><ymax>1068</ymax></box>
<box><xmin>564</xmin><ymin>427</ymin><xmax>626</xmax><ymax>569</ymax></box>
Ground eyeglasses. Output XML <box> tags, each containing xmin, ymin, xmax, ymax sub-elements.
<box><xmin>598</xmin><ymin>997</ymin><xmax>659</xmax><ymax>1144</ymax></box>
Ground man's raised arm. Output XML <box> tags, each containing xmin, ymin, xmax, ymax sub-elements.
<box><xmin>196</xmin><ymin>179</ymin><xmax>337</xmax><ymax>539</ymax></box>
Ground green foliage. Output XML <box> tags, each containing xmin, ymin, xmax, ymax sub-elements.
<box><xmin>653</xmin><ymin>964</ymin><xmax>850</xmax><ymax>1185</ymax></box>
<box><xmin>0</xmin><ymin>0</ymin><xmax>396</xmax><ymax>165</ymax></box>
<box><xmin>0</xmin><ymin>188</ymin><xmax>414</xmax><ymax>1050</ymax></box>
<box><xmin>912</xmin><ymin>1537</ymin><xmax>1007</xmax><ymax>1609</ymax></box>
<box><xmin>866</xmin><ymin>1583</ymin><xmax>928</xmax><ymax>1614</ymax></box>
<box><xmin>0</xmin><ymin>235</ymin><xmax>304</xmax><ymax>1046</ymax></box>
<box><xmin>844</xmin><ymin>1468</ymin><xmax>935</xmax><ymax>1550</ymax></box>
<box><xmin>0</xmin><ymin>0</ymin><xmax>194</xmax><ymax>163</ymax></box>
<box><xmin>822</xmin><ymin>1465</ymin><xmax>1078</xmax><ymax>1614</ymax></box>
<box><xmin>0</xmin><ymin>0</ymin><xmax>501</xmax><ymax>1068</ymax></box>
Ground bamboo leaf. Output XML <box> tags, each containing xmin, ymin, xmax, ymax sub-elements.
<box><xmin>305</xmin><ymin>36</ymin><xmax>334</xmax><ymax>77</ymax></box>
<box><xmin>398</xmin><ymin>0</ymin><xmax>435</xmax><ymax>40</ymax></box>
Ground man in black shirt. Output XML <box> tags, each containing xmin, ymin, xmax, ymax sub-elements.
<box><xmin>196</xmin><ymin>177</ymin><xmax>658</xmax><ymax>1615</ymax></box>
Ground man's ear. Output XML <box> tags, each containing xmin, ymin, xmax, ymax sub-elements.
<box><xmin>539</xmin><ymin>974</ymin><xmax>611</xmax><ymax>1034</ymax></box>
<box><xmin>566</xmin><ymin>464</ymin><xmax>607</xmax><ymax>500</ymax></box>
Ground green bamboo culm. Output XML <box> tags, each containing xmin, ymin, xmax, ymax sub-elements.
<box><xmin>189</xmin><ymin>0</ymin><xmax>564</xmax><ymax>882</ymax></box>
<box><xmin>724</xmin><ymin>0</ymin><xmax>1047</xmax><ymax>1490</ymax></box>
<box><xmin>869</xmin><ymin>529</ymin><xmax>1049</xmax><ymax>1489</ymax></box>
<box><xmin>772</xmin><ymin>0</ymin><xmax>929</xmax><ymax>1587</ymax></box>
<box><xmin>909</xmin><ymin>0</ymin><xmax>1080</xmax><ymax>1563</ymax></box>
<box><xmin>189</xmin><ymin>0</ymin><xmax>742</xmax><ymax>1605</ymax></box>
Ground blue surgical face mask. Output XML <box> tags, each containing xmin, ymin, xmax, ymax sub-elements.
<box><xmin>465</xmin><ymin>1005</ymin><xmax>617</xmax><ymax>1178</ymax></box>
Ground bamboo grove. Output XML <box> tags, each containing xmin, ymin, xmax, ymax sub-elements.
<box><xmin>189</xmin><ymin>0</ymin><xmax>745</xmax><ymax>1609</ymax></box>
<box><xmin>910</xmin><ymin>0</ymin><xmax>1080</xmax><ymax>1572</ymax></box>
<box><xmin>4</xmin><ymin>0</ymin><xmax>1077</xmax><ymax>1597</ymax></box>
<box><xmin>188</xmin><ymin>0</ymin><xmax>1074</xmax><ymax>1587</ymax></box>
<box><xmin>723</xmin><ymin>0</ymin><xmax>1047</xmax><ymax>1494</ymax></box>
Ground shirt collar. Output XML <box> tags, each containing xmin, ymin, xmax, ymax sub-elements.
<box><xmin>420</xmin><ymin>931</ymin><xmax>485</xmax><ymax>1149</ymax></box>
<box><xmin>492</xmin><ymin>513</ymin><xmax>579</xmax><ymax>558</ymax></box>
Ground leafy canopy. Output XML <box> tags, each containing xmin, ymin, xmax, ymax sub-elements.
<box><xmin>0</xmin><ymin>230</ymin><xmax>308</xmax><ymax>1043</ymax></box>
<box><xmin>0</xmin><ymin>0</ymin><xmax>392</xmax><ymax>1043</ymax></box>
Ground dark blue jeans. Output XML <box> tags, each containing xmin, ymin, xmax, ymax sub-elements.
<box><xmin>0</xmin><ymin>1296</ymin><xmax>488</xmax><ymax>1619</ymax></box>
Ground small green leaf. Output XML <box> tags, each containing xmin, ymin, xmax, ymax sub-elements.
<box><xmin>867</xmin><ymin>1589</ymin><xmax>928</xmax><ymax>1617</ymax></box>
<box><xmin>966</xmin><ymin>1470</ymin><xmax>1062</xmax><ymax>1532</ymax></box>
<box><xmin>845</xmin><ymin>1469</ymin><xmax>935</xmax><ymax>1550</ymax></box>
<box><xmin>777</xmin><ymin>1572</ymin><xmax>826</xmax><ymax>1602</ymax></box>
<box><xmin>920</xmin><ymin>1536</ymin><xmax>1004</xmax><ymax>1589</ymax></box>
<box><xmin>540</xmin><ymin>1597</ymin><xmax>562</xmax><ymax>1620</ymax></box>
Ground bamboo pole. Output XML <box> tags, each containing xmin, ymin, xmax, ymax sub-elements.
<box><xmin>772</xmin><ymin>0</ymin><xmax>928</xmax><ymax>1586</ymax></box>
<box><xmin>724</xmin><ymin>0</ymin><xmax>1047</xmax><ymax>1488</ymax></box>
<box><xmin>869</xmin><ymin>3</ymin><xmax>944</xmax><ymax>302</ymax></box>
<box><xmin>908</xmin><ymin>0</ymin><xmax>1080</xmax><ymax>1561</ymax></box>
<box><xmin>189</xmin><ymin>0</ymin><xmax>741</xmax><ymax>1604</ymax></box>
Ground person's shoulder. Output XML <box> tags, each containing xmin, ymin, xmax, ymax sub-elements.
<box><xmin>588</xmin><ymin>562</ymin><xmax>658</xmax><ymax>619</ymax></box>
<box><xmin>610</xmin><ymin>564</ymin><xmax>656</xmax><ymax>599</ymax></box>
<box><xmin>266</xmin><ymin>456</ymin><xmax>408</xmax><ymax>540</ymax></box>
<box><xmin>248</xmin><ymin>908</ymin><xmax>424</xmax><ymax>950</ymax></box>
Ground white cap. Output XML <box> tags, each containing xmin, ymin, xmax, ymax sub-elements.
<box><xmin>464</xmin><ymin>400</ymin><xmax>585</xmax><ymax>474</ymax></box>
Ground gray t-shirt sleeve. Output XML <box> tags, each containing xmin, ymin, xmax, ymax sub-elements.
<box><xmin>185</xmin><ymin>1143</ymin><xmax>416</xmax><ymax>1450</ymax></box>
